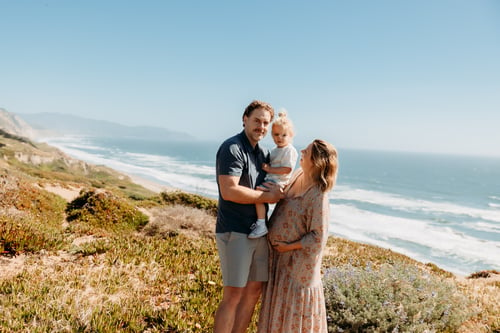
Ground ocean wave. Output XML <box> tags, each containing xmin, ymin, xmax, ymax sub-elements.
<box><xmin>470</xmin><ymin>222</ymin><xmax>500</xmax><ymax>233</ymax></box>
<box><xmin>123</xmin><ymin>152</ymin><xmax>214</xmax><ymax>176</ymax></box>
<box><xmin>43</xmin><ymin>136</ymin><xmax>108</xmax><ymax>152</ymax></box>
<box><xmin>145</xmin><ymin>170</ymin><xmax>217</xmax><ymax>197</ymax></box>
<box><xmin>45</xmin><ymin>139</ymin><xmax>219</xmax><ymax>197</ymax></box>
<box><xmin>331</xmin><ymin>185</ymin><xmax>500</xmax><ymax>223</ymax></box>
<box><xmin>47</xmin><ymin>144</ymin><xmax>111</xmax><ymax>166</ymax></box>
<box><xmin>330</xmin><ymin>203</ymin><xmax>500</xmax><ymax>275</ymax></box>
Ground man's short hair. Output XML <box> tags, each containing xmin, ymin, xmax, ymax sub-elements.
<box><xmin>242</xmin><ymin>100</ymin><xmax>275</xmax><ymax>121</ymax></box>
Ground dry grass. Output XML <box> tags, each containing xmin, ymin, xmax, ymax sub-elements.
<box><xmin>456</xmin><ymin>272</ymin><xmax>500</xmax><ymax>332</ymax></box>
<box><xmin>142</xmin><ymin>205</ymin><xmax>215</xmax><ymax>239</ymax></box>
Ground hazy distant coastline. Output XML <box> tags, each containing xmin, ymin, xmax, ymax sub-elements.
<box><xmin>17</xmin><ymin>111</ymin><xmax>196</xmax><ymax>142</ymax></box>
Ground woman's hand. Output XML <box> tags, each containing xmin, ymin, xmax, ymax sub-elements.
<box><xmin>272</xmin><ymin>240</ymin><xmax>302</xmax><ymax>253</ymax></box>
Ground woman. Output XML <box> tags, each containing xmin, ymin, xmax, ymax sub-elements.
<box><xmin>257</xmin><ymin>139</ymin><xmax>338</xmax><ymax>333</ymax></box>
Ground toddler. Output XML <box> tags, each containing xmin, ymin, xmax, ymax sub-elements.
<box><xmin>249</xmin><ymin>110</ymin><xmax>298</xmax><ymax>239</ymax></box>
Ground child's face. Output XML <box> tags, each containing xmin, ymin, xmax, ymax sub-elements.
<box><xmin>271</xmin><ymin>124</ymin><xmax>292</xmax><ymax>148</ymax></box>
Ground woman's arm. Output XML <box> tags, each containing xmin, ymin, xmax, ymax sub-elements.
<box><xmin>300</xmin><ymin>192</ymin><xmax>330</xmax><ymax>251</ymax></box>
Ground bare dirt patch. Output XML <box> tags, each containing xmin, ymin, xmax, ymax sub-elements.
<box><xmin>0</xmin><ymin>254</ymin><xmax>26</xmax><ymax>280</ymax></box>
<box><xmin>41</xmin><ymin>184</ymin><xmax>83</xmax><ymax>202</ymax></box>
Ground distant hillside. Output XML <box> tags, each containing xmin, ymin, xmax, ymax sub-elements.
<box><xmin>14</xmin><ymin>111</ymin><xmax>195</xmax><ymax>141</ymax></box>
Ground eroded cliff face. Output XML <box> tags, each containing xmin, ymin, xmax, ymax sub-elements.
<box><xmin>0</xmin><ymin>108</ymin><xmax>36</xmax><ymax>139</ymax></box>
<box><xmin>0</xmin><ymin>109</ymin><xmax>84</xmax><ymax>171</ymax></box>
<box><xmin>0</xmin><ymin>130</ymin><xmax>89</xmax><ymax>180</ymax></box>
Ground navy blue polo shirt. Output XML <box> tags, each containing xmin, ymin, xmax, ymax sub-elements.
<box><xmin>215</xmin><ymin>131</ymin><xmax>270</xmax><ymax>234</ymax></box>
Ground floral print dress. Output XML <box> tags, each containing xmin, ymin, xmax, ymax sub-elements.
<box><xmin>257</xmin><ymin>172</ymin><xmax>330</xmax><ymax>332</ymax></box>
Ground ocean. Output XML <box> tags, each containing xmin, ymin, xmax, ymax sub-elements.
<box><xmin>43</xmin><ymin>135</ymin><xmax>500</xmax><ymax>276</ymax></box>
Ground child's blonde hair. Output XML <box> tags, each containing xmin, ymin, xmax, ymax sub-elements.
<box><xmin>273</xmin><ymin>109</ymin><xmax>295</xmax><ymax>137</ymax></box>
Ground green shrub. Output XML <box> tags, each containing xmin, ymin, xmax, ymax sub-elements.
<box><xmin>0</xmin><ymin>175</ymin><xmax>66</xmax><ymax>219</ymax></box>
<box><xmin>0</xmin><ymin>214</ymin><xmax>67</xmax><ymax>255</ymax></box>
<box><xmin>160</xmin><ymin>191</ymin><xmax>218</xmax><ymax>216</ymax></box>
<box><xmin>0</xmin><ymin>175</ymin><xmax>67</xmax><ymax>255</ymax></box>
<box><xmin>467</xmin><ymin>269</ymin><xmax>500</xmax><ymax>279</ymax></box>
<box><xmin>425</xmin><ymin>262</ymin><xmax>454</xmax><ymax>278</ymax></box>
<box><xmin>70</xmin><ymin>238</ymin><xmax>111</xmax><ymax>256</ymax></box>
<box><xmin>66</xmin><ymin>189</ymin><xmax>149</xmax><ymax>234</ymax></box>
<box><xmin>323</xmin><ymin>263</ymin><xmax>474</xmax><ymax>332</ymax></box>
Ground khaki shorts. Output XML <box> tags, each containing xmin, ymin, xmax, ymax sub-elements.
<box><xmin>216</xmin><ymin>232</ymin><xmax>269</xmax><ymax>287</ymax></box>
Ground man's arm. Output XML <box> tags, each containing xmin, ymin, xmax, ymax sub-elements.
<box><xmin>218</xmin><ymin>175</ymin><xmax>282</xmax><ymax>204</ymax></box>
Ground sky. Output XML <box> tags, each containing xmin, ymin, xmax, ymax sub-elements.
<box><xmin>1</xmin><ymin>0</ymin><xmax>499</xmax><ymax>157</ymax></box>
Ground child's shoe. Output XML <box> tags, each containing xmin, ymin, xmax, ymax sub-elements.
<box><xmin>248</xmin><ymin>220</ymin><xmax>268</xmax><ymax>239</ymax></box>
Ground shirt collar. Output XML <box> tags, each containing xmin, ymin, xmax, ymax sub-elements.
<box><xmin>238</xmin><ymin>130</ymin><xmax>259</xmax><ymax>153</ymax></box>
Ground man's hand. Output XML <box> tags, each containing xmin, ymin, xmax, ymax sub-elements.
<box><xmin>218</xmin><ymin>175</ymin><xmax>283</xmax><ymax>204</ymax></box>
<box><xmin>265</xmin><ymin>182</ymin><xmax>283</xmax><ymax>203</ymax></box>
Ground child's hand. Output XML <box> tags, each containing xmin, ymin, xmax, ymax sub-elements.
<box><xmin>256</xmin><ymin>182</ymin><xmax>272</xmax><ymax>191</ymax></box>
<box><xmin>256</xmin><ymin>185</ymin><xmax>267</xmax><ymax>191</ymax></box>
<box><xmin>262</xmin><ymin>163</ymin><xmax>269</xmax><ymax>172</ymax></box>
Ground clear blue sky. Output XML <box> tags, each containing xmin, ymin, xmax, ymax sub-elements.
<box><xmin>1</xmin><ymin>0</ymin><xmax>499</xmax><ymax>157</ymax></box>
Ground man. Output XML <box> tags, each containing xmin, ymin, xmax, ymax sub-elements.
<box><xmin>214</xmin><ymin>100</ymin><xmax>282</xmax><ymax>333</ymax></box>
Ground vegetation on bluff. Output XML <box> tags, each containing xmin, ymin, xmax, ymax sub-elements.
<box><xmin>66</xmin><ymin>189</ymin><xmax>149</xmax><ymax>235</ymax></box>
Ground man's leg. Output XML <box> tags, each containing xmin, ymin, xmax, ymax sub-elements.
<box><xmin>231</xmin><ymin>281</ymin><xmax>263</xmax><ymax>333</ymax></box>
<box><xmin>214</xmin><ymin>286</ymin><xmax>244</xmax><ymax>333</ymax></box>
<box><xmin>214</xmin><ymin>232</ymin><xmax>267</xmax><ymax>332</ymax></box>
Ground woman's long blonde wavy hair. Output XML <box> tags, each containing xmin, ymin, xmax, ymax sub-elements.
<box><xmin>310</xmin><ymin>139</ymin><xmax>338</xmax><ymax>193</ymax></box>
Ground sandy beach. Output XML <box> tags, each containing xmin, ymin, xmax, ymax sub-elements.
<box><xmin>127</xmin><ymin>174</ymin><xmax>174</xmax><ymax>194</ymax></box>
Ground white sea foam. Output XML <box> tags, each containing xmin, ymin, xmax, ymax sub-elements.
<box><xmin>331</xmin><ymin>185</ymin><xmax>500</xmax><ymax>223</ymax></box>
<box><xmin>45</xmin><ymin>138</ymin><xmax>219</xmax><ymax>197</ymax></box>
<box><xmin>470</xmin><ymin>222</ymin><xmax>500</xmax><ymax>233</ymax></box>
<box><xmin>123</xmin><ymin>151</ymin><xmax>176</xmax><ymax>163</ymax></box>
<box><xmin>48</xmin><ymin>144</ymin><xmax>110</xmax><ymax>166</ymax></box>
<box><xmin>330</xmin><ymin>203</ymin><xmax>500</xmax><ymax>275</ymax></box>
<box><xmin>123</xmin><ymin>152</ymin><xmax>214</xmax><ymax>176</ymax></box>
<box><xmin>141</xmin><ymin>167</ymin><xmax>217</xmax><ymax>197</ymax></box>
<box><xmin>43</xmin><ymin>136</ymin><xmax>107</xmax><ymax>152</ymax></box>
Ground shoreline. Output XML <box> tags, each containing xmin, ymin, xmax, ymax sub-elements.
<box><xmin>126</xmin><ymin>173</ymin><xmax>175</xmax><ymax>194</ymax></box>
<box><xmin>40</xmin><ymin>172</ymin><xmax>176</xmax><ymax>202</ymax></box>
